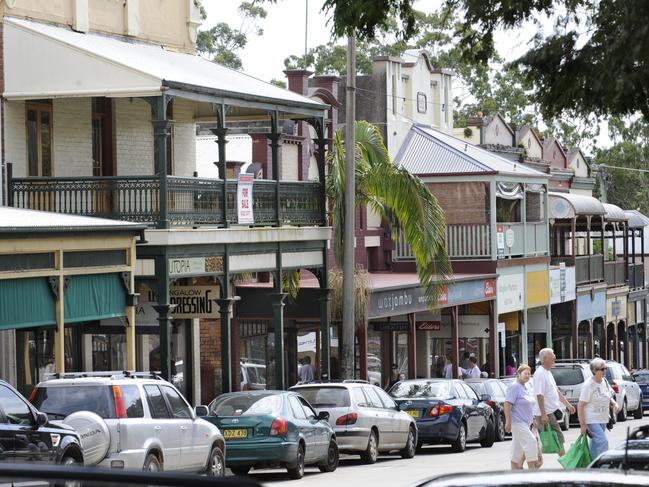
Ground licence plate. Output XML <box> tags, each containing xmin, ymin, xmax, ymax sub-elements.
<box><xmin>223</xmin><ymin>428</ymin><xmax>248</xmax><ymax>439</ymax></box>
<box><xmin>405</xmin><ymin>410</ymin><xmax>420</xmax><ymax>418</ymax></box>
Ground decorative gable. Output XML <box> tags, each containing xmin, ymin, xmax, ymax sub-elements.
<box><xmin>545</xmin><ymin>138</ymin><xmax>567</xmax><ymax>169</ymax></box>
<box><xmin>482</xmin><ymin>113</ymin><xmax>515</xmax><ymax>146</ymax></box>
<box><xmin>518</xmin><ymin>128</ymin><xmax>543</xmax><ymax>159</ymax></box>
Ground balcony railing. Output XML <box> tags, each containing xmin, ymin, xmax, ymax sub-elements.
<box><xmin>628</xmin><ymin>263</ymin><xmax>645</xmax><ymax>289</ymax></box>
<box><xmin>604</xmin><ymin>260</ymin><xmax>627</xmax><ymax>287</ymax></box>
<box><xmin>553</xmin><ymin>255</ymin><xmax>604</xmax><ymax>285</ymax></box>
<box><xmin>8</xmin><ymin>175</ymin><xmax>324</xmax><ymax>228</ymax></box>
<box><xmin>393</xmin><ymin>223</ymin><xmax>491</xmax><ymax>260</ymax></box>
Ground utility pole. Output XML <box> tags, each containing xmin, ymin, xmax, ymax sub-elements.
<box><xmin>593</xmin><ymin>163</ymin><xmax>609</xmax><ymax>203</ymax></box>
<box><xmin>342</xmin><ymin>33</ymin><xmax>356</xmax><ymax>380</ymax></box>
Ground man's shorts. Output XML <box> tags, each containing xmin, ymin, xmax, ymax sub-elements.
<box><xmin>534</xmin><ymin>411</ymin><xmax>565</xmax><ymax>445</ymax></box>
<box><xmin>511</xmin><ymin>422</ymin><xmax>539</xmax><ymax>463</ymax></box>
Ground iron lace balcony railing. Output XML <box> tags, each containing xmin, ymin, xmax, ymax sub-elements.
<box><xmin>8</xmin><ymin>174</ymin><xmax>323</xmax><ymax>228</ymax></box>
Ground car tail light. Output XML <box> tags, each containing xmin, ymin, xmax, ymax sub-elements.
<box><xmin>485</xmin><ymin>400</ymin><xmax>496</xmax><ymax>409</ymax></box>
<box><xmin>612</xmin><ymin>383</ymin><xmax>619</xmax><ymax>394</ymax></box>
<box><xmin>335</xmin><ymin>412</ymin><xmax>359</xmax><ymax>426</ymax></box>
<box><xmin>270</xmin><ymin>417</ymin><xmax>288</xmax><ymax>436</ymax></box>
<box><xmin>112</xmin><ymin>385</ymin><xmax>127</xmax><ymax>419</ymax></box>
<box><xmin>428</xmin><ymin>404</ymin><xmax>454</xmax><ymax>417</ymax></box>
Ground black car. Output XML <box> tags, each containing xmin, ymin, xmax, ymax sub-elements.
<box><xmin>464</xmin><ymin>379</ymin><xmax>508</xmax><ymax>442</ymax></box>
<box><xmin>0</xmin><ymin>380</ymin><xmax>83</xmax><ymax>466</ymax></box>
<box><xmin>389</xmin><ymin>379</ymin><xmax>495</xmax><ymax>453</ymax></box>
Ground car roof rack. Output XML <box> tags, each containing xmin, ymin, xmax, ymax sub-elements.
<box><xmin>342</xmin><ymin>379</ymin><xmax>370</xmax><ymax>384</ymax></box>
<box><xmin>43</xmin><ymin>370</ymin><xmax>163</xmax><ymax>381</ymax></box>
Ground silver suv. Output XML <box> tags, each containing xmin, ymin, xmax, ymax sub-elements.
<box><xmin>290</xmin><ymin>381</ymin><xmax>417</xmax><ymax>464</ymax></box>
<box><xmin>29</xmin><ymin>371</ymin><xmax>225</xmax><ymax>474</ymax></box>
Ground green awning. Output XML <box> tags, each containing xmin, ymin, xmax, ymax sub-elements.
<box><xmin>64</xmin><ymin>273</ymin><xmax>126</xmax><ymax>324</ymax></box>
<box><xmin>0</xmin><ymin>277</ymin><xmax>56</xmax><ymax>330</ymax></box>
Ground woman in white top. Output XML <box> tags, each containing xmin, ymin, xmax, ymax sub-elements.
<box><xmin>577</xmin><ymin>357</ymin><xmax>619</xmax><ymax>460</ymax></box>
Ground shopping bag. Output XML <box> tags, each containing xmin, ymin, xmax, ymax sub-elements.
<box><xmin>558</xmin><ymin>434</ymin><xmax>593</xmax><ymax>469</ymax></box>
<box><xmin>539</xmin><ymin>424</ymin><xmax>561</xmax><ymax>454</ymax></box>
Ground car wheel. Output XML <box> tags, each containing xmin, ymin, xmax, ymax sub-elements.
<box><xmin>451</xmin><ymin>423</ymin><xmax>467</xmax><ymax>453</ymax></box>
<box><xmin>287</xmin><ymin>444</ymin><xmax>305</xmax><ymax>479</ymax></box>
<box><xmin>143</xmin><ymin>453</ymin><xmax>162</xmax><ymax>472</ymax></box>
<box><xmin>318</xmin><ymin>440</ymin><xmax>339</xmax><ymax>473</ymax></box>
<box><xmin>206</xmin><ymin>447</ymin><xmax>225</xmax><ymax>477</ymax></box>
<box><xmin>618</xmin><ymin>399</ymin><xmax>628</xmax><ymax>422</ymax></box>
<box><xmin>496</xmin><ymin>414</ymin><xmax>506</xmax><ymax>441</ymax></box>
<box><xmin>231</xmin><ymin>466</ymin><xmax>251</xmax><ymax>476</ymax></box>
<box><xmin>360</xmin><ymin>430</ymin><xmax>379</xmax><ymax>464</ymax></box>
<box><xmin>634</xmin><ymin>397</ymin><xmax>644</xmax><ymax>419</ymax></box>
<box><xmin>60</xmin><ymin>456</ymin><xmax>81</xmax><ymax>487</ymax></box>
<box><xmin>400</xmin><ymin>426</ymin><xmax>417</xmax><ymax>459</ymax></box>
<box><xmin>480</xmin><ymin>419</ymin><xmax>496</xmax><ymax>448</ymax></box>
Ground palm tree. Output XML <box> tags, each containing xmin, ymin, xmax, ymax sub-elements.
<box><xmin>327</xmin><ymin>120</ymin><xmax>452</xmax><ymax>309</ymax></box>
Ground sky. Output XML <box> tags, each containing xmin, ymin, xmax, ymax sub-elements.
<box><xmin>200</xmin><ymin>0</ymin><xmax>610</xmax><ymax>150</ymax></box>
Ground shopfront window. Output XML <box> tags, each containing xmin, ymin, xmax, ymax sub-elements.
<box><xmin>367</xmin><ymin>326</ymin><xmax>383</xmax><ymax>387</ymax></box>
<box><xmin>396</xmin><ymin>332</ymin><xmax>408</xmax><ymax>378</ymax></box>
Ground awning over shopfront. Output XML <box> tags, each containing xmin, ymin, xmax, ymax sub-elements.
<box><xmin>3</xmin><ymin>17</ymin><xmax>327</xmax><ymax>117</ymax></box>
<box><xmin>548</xmin><ymin>191</ymin><xmax>605</xmax><ymax>219</ymax></box>
<box><xmin>603</xmin><ymin>203</ymin><xmax>628</xmax><ymax>222</ymax></box>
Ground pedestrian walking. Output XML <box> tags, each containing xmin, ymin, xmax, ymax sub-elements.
<box><xmin>504</xmin><ymin>364</ymin><xmax>540</xmax><ymax>469</ymax></box>
<box><xmin>297</xmin><ymin>355</ymin><xmax>316</xmax><ymax>383</ymax></box>
<box><xmin>385</xmin><ymin>363</ymin><xmax>400</xmax><ymax>391</ymax></box>
<box><xmin>577</xmin><ymin>357</ymin><xmax>619</xmax><ymax>460</ymax></box>
<box><xmin>533</xmin><ymin>348</ymin><xmax>576</xmax><ymax>456</ymax></box>
<box><xmin>462</xmin><ymin>356</ymin><xmax>482</xmax><ymax>379</ymax></box>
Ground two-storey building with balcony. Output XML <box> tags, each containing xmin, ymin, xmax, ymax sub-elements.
<box><xmin>0</xmin><ymin>1</ymin><xmax>332</xmax><ymax>403</ymax></box>
<box><xmin>394</xmin><ymin>124</ymin><xmax>550</xmax><ymax>377</ymax></box>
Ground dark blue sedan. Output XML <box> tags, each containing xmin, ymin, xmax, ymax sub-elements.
<box><xmin>632</xmin><ymin>369</ymin><xmax>649</xmax><ymax>412</ymax></box>
<box><xmin>388</xmin><ymin>379</ymin><xmax>495</xmax><ymax>452</ymax></box>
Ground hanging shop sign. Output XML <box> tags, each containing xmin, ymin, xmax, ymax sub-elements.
<box><xmin>497</xmin><ymin>273</ymin><xmax>524</xmax><ymax>314</ymax></box>
<box><xmin>237</xmin><ymin>173</ymin><xmax>254</xmax><ymax>224</ymax></box>
<box><xmin>550</xmin><ymin>264</ymin><xmax>576</xmax><ymax>304</ymax></box>
<box><xmin>426</xmin><ymin>315</ymin><xmax>489</xmax><ymax>338</ymax></box>
<box><xmin>416</xmin><ymin>321</ymin><xmax>441</xmax><ymax>331</ymax></box>
<box><xmin>607</xmin><ymin>294</ymin><xmax>627</xmax><ymax>322</ymax></box>
<box><xmin>371</xmin><ymin>321</ymin><xmax>410</xmax><ymax>332</ymax></box>
<box><xmin>131</xmin><ymin>284</ymin><xmax>220</xmax><ymax>326</ymax></box>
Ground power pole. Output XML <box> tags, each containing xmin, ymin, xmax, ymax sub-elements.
<box><xmin>593</xmin><ymin>163</ymin><xmax>609</xmax><ymax>203</ymax></box>
<box><xmin>342</xmin><ymin>33</ymin><xmax>356</xmax><ymax>380</ymax></box>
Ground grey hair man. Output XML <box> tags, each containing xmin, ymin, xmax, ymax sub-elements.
<box><xmin>532</xmin><ymin>348</ymin><xmax>576</xmax><ymax>456</ymax></box>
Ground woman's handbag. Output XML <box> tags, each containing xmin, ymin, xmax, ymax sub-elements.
<box><xmin>539</xmin><ymin>424</ymin><xmax>562</xmax><ymax>454</ymax></box>
<box><xmin>558</xmin><ymin>434</ymin><xmax>593</xmax><ymax>469</ymax></box>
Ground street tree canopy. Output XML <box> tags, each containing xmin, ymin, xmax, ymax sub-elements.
<box><xmin>451</xmin><ymin>0</ymin><xmax>649</xmax><ymax>119</ymax></box>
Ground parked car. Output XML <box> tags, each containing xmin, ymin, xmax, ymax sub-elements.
<box><xmin>414</xmin><ymin>470</ymin><xmax>649</xmax><ymax>486</ymax></box>
<box><xmin>290</xmin><ymin>381</ymin><xmax>417</xmax><ymax>464</ymax></box>
<box><xmin>240</xmin><ymin>360</ymin><xmax>266</xmax><ymax>391</ymax></box>
<box><xmin>464</xmin><ymin>378</ymin><xmax>508</xmax><ymax>441</ymax></box>
<box><xmin>204</xmin><ymin>390</ymin><xmax>338</xmax><ymax>479</ymax></box>
<box><xmin>29</xmin><ymin>371</ymin><xmax>225</xmax><ymax>475</ymax></box>
<box><xmin>500</xmin><ymin>376</ymin><xmax>570</xmax><ymax>431</ymax></box>
<box><xmin>0</xmin><ymin>379</ymin><xmax>83</xmax><ymax>467</ymax></box>
<box><xmin>388</xmin><ymin>379</ymin><xmax>495</xmax><ymax>453</ymax></box>
<box><xmin>631</xmin><ymin>369</ymin><xmax>649</xmax><ymax>413</ymax></box>
<box><xmin>605</xmin><ymin>361</ymin><xmax>643</xmax><ymax>421</ymax></box>
<box><xmin>589</xmin><ymin>426</ymin><xmax>649</xmax><ymax>470</ymax></box>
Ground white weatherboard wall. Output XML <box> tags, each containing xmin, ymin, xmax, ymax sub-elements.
<box><xmin>172</xmin><ymin>98</ymin><xmax>196</xmax><ymax>177</ymax></box>
<box><xmin>281</xmin><ymin>144</ymin><xmax>299</xmax><ymax>181</ymax></box>
<box><xmin>4</xmin><ymin>100</ymin><xmax>27</xmax><ymax>176</ymax></box>
<box><xmin>115</xmin><ymin>98</ymin><xmax>153</xmax><ymax>175</ymax></box>
<box><xmin>53</xmin><ymin>98</ymin><xmax>92</xmax><ymax>177</ymax></box>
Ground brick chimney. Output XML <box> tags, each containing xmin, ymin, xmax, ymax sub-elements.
<box><xmin>284</xmin><ymin>69</ymin><xmax>313</xmax><ymax>96</ymax></box>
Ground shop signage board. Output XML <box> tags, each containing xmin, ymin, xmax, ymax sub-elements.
<box><xmin>496</xmin><ymin>225</ymin><xmax>505</xmax><ymax>259</ymax></box>
<box><xmin>420</xmin><ymin>315</ymin><xmax>489</xmax><ymax>338</ymax></box>
<box><xmin>416</xmin><ymin>321</ymin><xmax>441</xmax><ymax>331</ymax></box>
<box><xmin>550</xmin><ymin>264</ymin><xmax>576</xmax><ymax>304</ymax></box>
<box><xmin>368</xmin><ymin>278</ymin><xmax>497</xmax><ymax>319</ymax></box>
<box><xmin>526</xmin><ymin>270</ymin><xmax>550</xmax><ymax>308</ymax></box>
<box><xmin>372</xmin><ymin>321</ymin><xmax>410</xmax><ymax>332</ymax></box>
<box><xmin>168</xmin><ymin>256</ymin><xmax>223</xmax><ymax>277</ymax></box>
<box><xmin>131</xmin><ymin>284</ymin><xmax>220</xmax><ymax>326</ymax></box>
<box><xmin>237</xmin><ymin>173</ymin><xmax>254</xmax><ymax>224</ymax></box>
<box><xmin>497</xmin><ymin>273</ymin><xmax>525</xmax><ymax>314</ymax></box>
<box><xmin>576</xmin><ymin>291</ymin><xmax>606</xmax><ymax>322</ymax></box>
<box><xmin>607</xmin><ymin>295</ymin><xmax>627</xmax><ymax>322</ymax></box>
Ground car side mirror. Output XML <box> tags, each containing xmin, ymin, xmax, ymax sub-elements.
<box><xmin>316</xmin><ymin>411</ymin><xmax>330</xmax><ymax>422</ymax></box>
<box><xmin>194</xmin><ymin>405</ymin><xmax>209</xmax><ymax>417</ymax></box>
<box><xmin>35</xmin><ymin>412</ymin><xmax>48</xmax><ymax>428</ymax></box>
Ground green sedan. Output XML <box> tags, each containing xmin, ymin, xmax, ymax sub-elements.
<box><xmin>203</xmin><ymin>390</ymin><xmax>339</xmax><ymax>479</ymax></box>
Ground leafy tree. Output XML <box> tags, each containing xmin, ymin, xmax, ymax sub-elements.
<box><xmin>197</xmin><ymin>2</ymin><xmax>267</xmax><ymax>70</ymax></box>
<box><xmin>451</xmin><ymin>0</ymin><xmax>649</xmax><ymax>120</ymax></box>
<box><xmin>327</xmin><ymin>120</ymin><xmax>451</xmax><ymax>307</ymax></box>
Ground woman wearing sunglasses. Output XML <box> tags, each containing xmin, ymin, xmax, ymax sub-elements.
<box><xmin>577</xmin><ymin>358</ymin><xmax>619</xmax><ymax>459</ymax></box>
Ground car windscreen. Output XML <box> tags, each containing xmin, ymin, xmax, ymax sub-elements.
<box><xmin>634</xmin><ymin>373</ymin><xmax>649</xmax><ymax>384</ymax></box>
<box><xmin>244</xmin><ymin>366</ymin><xmax>266</xmax><ymax>385</ymax></box>
<box><xmin>551</xmin><ymin>368</ymin><xmax>584</xmax><ymax>386</ymax></box>
<box><xmin>210</xmin><ymin>393</ymin><xmax>282</xmax><ymax>416</ymax></box>
<box><xmin>389</xmin><ymin>381</ymin><xmax>450</xmax><ymax>399</ymax></box>
<box><xmin>291</xmin><ymin>387</ymin><xmax>350</xmax><ymax>408</ymax></box>
<box><xmin>31</xmin><ymin>385</ymin><xmax>115</xmax><ymax>419</ymax></box>
<box><xmin>466</xmin><ymin>382</ymin><xmax>486</xmax><ymax>396</ymax></box>
<box><xmin>485</xmin><ymin>381</ymin><xmax>506</xmax><ymax>399</ymax></box>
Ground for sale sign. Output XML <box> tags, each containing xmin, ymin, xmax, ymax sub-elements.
<box><xmin>237</xmin><ymin>173</ymin><xmax>254</xmax><ymax>224</ymax></box>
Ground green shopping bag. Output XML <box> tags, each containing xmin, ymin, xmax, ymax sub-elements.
<box><xmin>558</xmin><ymin>434</ymin><xmax>593</xmax><ymax>469</ymax></box>
<box><xmin>539</xmin><ymin>424</ymin><xmax>561</xmax><ymax>454</ymax></box>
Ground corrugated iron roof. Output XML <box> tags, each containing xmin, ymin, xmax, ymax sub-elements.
<box><xmin>624</xmin><ymin>210</ymin><xmax>649</xmax><ymax>228</ymax></box>
<box><xmin>603</xmin><ymin>203</ymin><xmax>628</xmax><ymax>222</ymax></box>
<box><xmin>549</xmin><ymin>192</ymin><xmax>605</xmax><ymax>218</ymax></box>
<box><xmin>0</xmin><ymin>206</ymin><xmax>143</xmax><ymax>232</ymax></box>
<box><xmin>395</xmin><ymin>125</ymin><xmax>545</xmax><ymax>177</ymax></box>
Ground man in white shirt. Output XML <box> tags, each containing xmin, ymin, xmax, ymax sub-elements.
<box><xmin>462</xmin><ymin>356</ymin><xmax>482</xmax><ymax>379</ymax></box>
<box><xmin>533</xmin><ymin>348</ymin><xmax>576</xmax><ymax>456</ymax></box>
